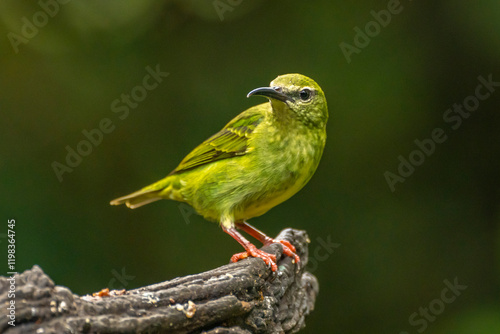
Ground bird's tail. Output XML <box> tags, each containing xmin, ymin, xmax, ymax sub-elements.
<box><xmin>109</xmin><ymin>188</ymin><xmax>162</xmax><ymax>209</ymax></box>
<box><xmin>110</xmin><ymin>175</ymin><xmax>183</xmax><ymax>209</ymax></box>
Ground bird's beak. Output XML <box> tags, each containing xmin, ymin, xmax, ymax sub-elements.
<box><xmin>247</xmin><ymin>87</ymin><xmax>290</xmax><ymax>102</ymax></box>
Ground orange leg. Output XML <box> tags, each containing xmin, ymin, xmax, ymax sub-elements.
<box><xmin>223</xmin><ymin>227</ymin><xmax>278</xmax><ymax>271</ymax></box>
<box><xmin>235</xmin><ymin>222</ymin><xmax>300</xmax><ymax>265</ymax></box>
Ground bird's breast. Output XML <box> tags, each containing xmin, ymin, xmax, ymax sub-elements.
<box><xmin>237</xmin><ymin>124</ymin><xmax>325</xmax><ymax>220</ymax></box>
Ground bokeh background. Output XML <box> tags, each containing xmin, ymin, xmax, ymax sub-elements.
<box><xmin>2</xmin><ymin>1</ymin><xmax>500</xmax><ymax>333</ymax></box>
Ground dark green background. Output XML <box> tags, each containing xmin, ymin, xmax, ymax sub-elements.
<box><xmin>2</xmin><ymin>1</ymin><xmax>499</xmax><ymax>333</ymax></box>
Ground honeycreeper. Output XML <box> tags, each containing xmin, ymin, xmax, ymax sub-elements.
<box><xmin>110</xmin><ymin>74</ymin><xmax>328</xmax><ymax>271</ymax></box>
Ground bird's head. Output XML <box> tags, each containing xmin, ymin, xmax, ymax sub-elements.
<box><xmin>247</xmin><ymin>73</ymin><xmax>328</xmax><ymax>129</ymax></box>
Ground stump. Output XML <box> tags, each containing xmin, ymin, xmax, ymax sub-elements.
<box><xmin>0</xmin><ymin>229</ymin><xmax>318</xmax><ymax>333</ymax></box>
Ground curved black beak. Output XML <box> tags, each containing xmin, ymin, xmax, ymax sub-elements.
<box><xmin>247</xmin><ymin>87</ymin><xmax>290</xmax><ymax>102</ymax></box>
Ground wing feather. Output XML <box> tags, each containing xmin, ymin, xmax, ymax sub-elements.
<box><xmin>169</xmin><ymin>110</ymin><xmax>264</xmax><ymax>175</ymax></box>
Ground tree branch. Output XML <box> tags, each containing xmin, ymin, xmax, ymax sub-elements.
<box><xmin>0</xmin><ymin>228</ymin><xmax>318</xmax><ymax>334</ymax></box>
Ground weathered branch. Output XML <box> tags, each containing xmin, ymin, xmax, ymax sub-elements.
<box><xmin>0</xmin><ymin>229</ymin><xmax>318</xmax><ymax>333</ymax></box>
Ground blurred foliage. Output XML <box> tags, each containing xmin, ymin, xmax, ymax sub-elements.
<box><xmin>1</xmin><ymin>0</ymin><xmax>499</xmax><ymax>333</ymax></box>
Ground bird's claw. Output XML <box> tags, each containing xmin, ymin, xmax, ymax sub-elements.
<box><xmin>231</xmin><ymin>246</ymin><xmax>278</xmax><ymax>271</ymax></box>
<box><xmin>230</xmin><ymin>239</ymin><xmax>300</xmax><ymax>272</ymax></box>
<box><xmin>267</xmin><ymin>239</ymin><xmax>301</xmax><ymax>265</ymax></box>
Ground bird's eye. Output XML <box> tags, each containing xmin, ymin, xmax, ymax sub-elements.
<box><xmin>299</xmin><ymin>88</ymin><xmax>312</xmax><ymax>101</ymax></box>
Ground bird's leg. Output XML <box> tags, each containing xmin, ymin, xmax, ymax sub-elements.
<box><xmin>223</xmin><ymin>227</ymin><xmax>278</xmax><ymax>271</ymax></box>
<box><xmin>235</xmin><ymin>221</ymin><xmax>300</xmax><ymax>264</ymax></box>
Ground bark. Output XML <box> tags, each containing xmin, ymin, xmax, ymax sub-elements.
<box><xmin>0</xmin><ymin>228</ymin><xmax>318</xmax><ymax>334</ymax></box>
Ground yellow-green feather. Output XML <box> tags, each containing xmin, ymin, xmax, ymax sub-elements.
<box><xmin>110</xmin><ymin>73</ymin><xmax>328</xmax><ymax>229</ymax></box>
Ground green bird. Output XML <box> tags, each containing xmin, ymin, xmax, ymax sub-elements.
<box><xmin>110</xmin><ymin>73</ymin><xmax>328</xmax><ymax>271</ymax></box>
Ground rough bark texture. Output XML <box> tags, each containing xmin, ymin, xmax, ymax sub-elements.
<box><xmin>0</xmin><ymin>229</ymin><xmax>318</xmax><ymax>334</ymax></box>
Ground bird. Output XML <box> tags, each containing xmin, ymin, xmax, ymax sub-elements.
<box><xmin>110</xmin><ymin>73</ymin><xmax>328</xmax><ymax>271</ymax></box>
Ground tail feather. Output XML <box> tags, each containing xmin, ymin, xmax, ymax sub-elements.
<box><xmin>110</xmin><ymin>175</ymin><xmax>184</xmax><ymax>209</ymax></box>
<box><xmin>110</xmin><ymin>188</ymin><xmax>162</xmax><ymax>209</ymax></box>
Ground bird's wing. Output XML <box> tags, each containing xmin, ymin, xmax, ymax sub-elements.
<box><xmin>169</xmin><ymin>109</ymin><xmax>264</xmax><ymax>175</ymax></box>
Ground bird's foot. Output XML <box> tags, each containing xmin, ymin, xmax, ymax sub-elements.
<box><xmin>265</xmin><ymin>239</ymin><xmax>301</xmax><ymax>265</ymax></box>
<box><xmin>230</xmin><ymin>245</ymin><xmax>278</xmax><ymax>271</ymax></box>
<box><xmin>232</xmin><ymin>222</ymin><xmax>301</xmax><ymax>267</ymax></box>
